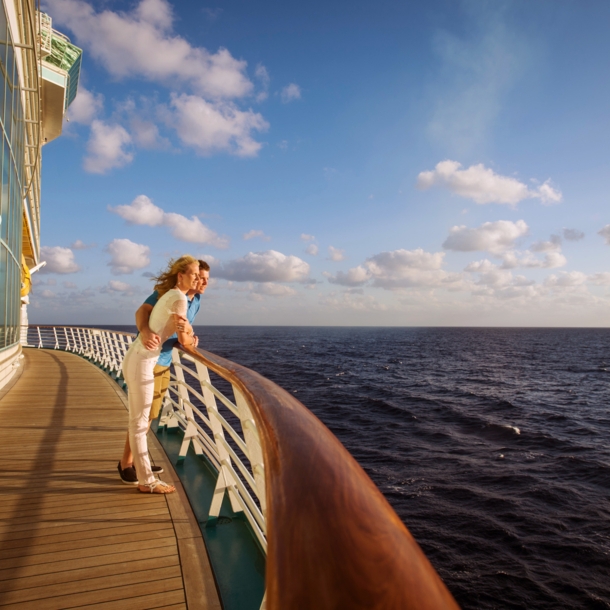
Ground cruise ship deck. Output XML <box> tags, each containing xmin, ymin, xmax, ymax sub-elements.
<box><xmin>0</xmin><ymin>348</ymin><xmax>221</xmax><ymax>610</ymax></box>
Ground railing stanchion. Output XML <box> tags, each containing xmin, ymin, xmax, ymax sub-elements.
<box><xmin>173</xmin><ymin>351</ymin><xmax>205</xmax><ymax>463</ymax></box>
<box><xmin>234</xmin><ymin>386</ymin><xmax>267</xmax><ymax>517</ymax></box>
<box><xmin>194</xmin><ymin>358</ymin><xmax>243</xmax><ymax>518</ymax></box>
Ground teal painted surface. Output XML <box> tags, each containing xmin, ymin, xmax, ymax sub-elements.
<box><xmin>153</xmin><ymin>422</ymin><xmax>266</xmax><ymax>610</ymax></box>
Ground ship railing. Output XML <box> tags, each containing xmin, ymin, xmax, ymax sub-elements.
<box><xmin>26</xmin><ymin>325</ymin><xmax>459</xmax><ymax>610</ymax></box>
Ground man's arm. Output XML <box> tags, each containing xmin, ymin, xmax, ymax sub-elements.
<box><xmin>135</xmin><ymin>303</ymin><xmax>161</xmax><ymax>350</ymax></box>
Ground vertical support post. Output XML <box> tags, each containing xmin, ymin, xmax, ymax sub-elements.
<box><xmin>63</xmin><ymin>327</ymin><xmax>70</xmax><ymax>351</ymax></box>
<box><xmin>234</xmin><ymin>387</ymin><xmax>267</xmax><ymax>517</ymax></box>
<box><xmin>37</xmin><ymin>326</ymin><xmax>42</xmax><ymax>348</ymax></box>
<box><xmin>194</xmin><ymin>359</ymin><xmax>243</xmax><ymax>519</ymax></box>
<box><xmin>173</xmin><ymin>351</ymin><xmax>204</xmax><ymax>463</ymax></box>
<box><xmin>53</xmin><ymin>327</ymin><xmax>59</xmax><ymax>349</ymax></box>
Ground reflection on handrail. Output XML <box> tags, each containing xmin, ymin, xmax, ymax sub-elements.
<box><xmin>27</xmin><ymin>325</ymin><xmax>460</xmax><ymax>610</ymax></box>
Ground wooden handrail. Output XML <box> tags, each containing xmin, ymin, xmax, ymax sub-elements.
<box><xmin>180</xmin><ymin>343</ymin><xmax>460</xmax><ymax>610</ymax></box>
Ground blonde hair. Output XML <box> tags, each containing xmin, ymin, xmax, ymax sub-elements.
<box><xmin>152</xmin><ymin>255</ymin><xmax>198</xmax><ymax>297</ymax></box>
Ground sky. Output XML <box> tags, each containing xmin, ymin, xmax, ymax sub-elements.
<box><xmin>31</xmin><ymin>0</ymin><xmax>610</xmax><ymax>326</ymax></box>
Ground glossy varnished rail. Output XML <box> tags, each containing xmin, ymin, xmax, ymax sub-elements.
<box><xmin>180</xmin><ymin>343</ymin><xmax>461</xmax><ymax>610</ymax></box>
<box><xmin>0</xmin><ymin>348</ymin><xmax>220</xmax><ymax>610</ymax></box>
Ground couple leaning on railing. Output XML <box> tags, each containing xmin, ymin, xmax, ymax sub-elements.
<box><xmin>26</xmin><ymin>250</ymin><xmax>462</xmax><ymax>608</ymax></box>
<box><xmin>117</xmin><ymin>255</ymin><xmax>210</xmax><ymax>494</ymax></box>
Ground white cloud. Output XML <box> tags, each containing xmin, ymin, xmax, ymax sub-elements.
<box><xmin>589</xmin><ymin>272</ymin><xmax>610</xmax><ymax>286</ymax></box>
<box><xmin>254</xmin><ymin>64</ymin><xmax>270</xmax><ymax>102</ymax></box>
<box><xmin>325</xmin><ymin>266</ymin><xmax>370</xmax><ymax>287</ymax></box>
<box><xmin>544</xmin><ymin>272</ymin><xmax>587</xmax><ymax>288</ymax></box>
<box><xmin>105</xmin><ymin>238</ymin><xmax>150</xmax><ymax>275</ymax></box>
<box><xmin>164</xmin><ymin>213</ymin><xmax>229</xmax><ymax>247</ymax></box>
<box><xmin>67</xmin><ymin>86</ymin><xmax>103</xmax><ymax>125</ymax></box>
<box><xmin>83</xmin><ymin>120</ymin><xmax>133</xmax><ymax>174</ymax></box>
<box><xmin>130</xmin><ymin>117</ymin><xmax>167</xmax><ymax>149</ymax></box>
<box><xmin>40</xmin><ymin>246</ymin><xmax>80</xmax><ymax>274</ymax></box>
<box><xmin>215</xmin><ymin>250</ymin><xmax>310</xmax><ymax>282</ymax></box>
<box><xmin>563</xmin><ymin>228</ymin><xmax>585</xmax><ymax>241</ymax></box>
<box><xmin>301</xmin><ymin>234</ymin><xmax>315</xmax><ymax>241</ymax></box>
<box><xmin>320</xmin><ymin>291</ymin><xmax>387</xmax><ymax>312</ymax></box>
<box><xmin>46</xmin><ymin>0</ymin><xmax>254</xmax><ymax>100</ymax></box>
<box><xmin>443</xmin><ymin>220</ymin><xmax>528</xmax><ymax>254</ymax></box>
<box><xmin>71</xmin><ymin>239</ymin><xmax>95</xmax><ymax>250</ymax></box>
<box><xmin>109</xmin><ymin>194</ymin><xmax>229</xmax><ymax>248</ymax></box>
<box><xmin>598</xmin><ymin>225</ymin><xmax>610</xmax><ymax>245</ymax></box>
<box><xmin>365</xmin><ymin>249</ymin><xmax>449</xmax><ymax>289</ymax></box>
<box><xmin>465</xmin><ymin>259</ymin><xmax>514</xmax><ymax>287</ymax></box>
<box><xmin>100</xmin><ymin>280</ymin><xmax>136</xmax><ymax>295</ymax></box>
<box><xmin>243</xmin><ymin>229</ymin><xmax>270</xmax><ymax>241</ymax></box>
<box><xmin>253</xmin><ymin>283</ymin><xmax>297</xmax><ymax>297</ymax></box>
<box><xmin>63</xmin><ymin>281</ymin><xmax>77</xmax><ymax>289</ymax></box>
<box><xmin>280</xmin><ymin>83</ymin><xmax>301</xmax><ymax>103</ymax></box>
<box><xmin>417</xmin><ymin>160</ymin><xmax>562</xmax><ymax>206</ymax></box>
<box><xmin>328</xmin><ymin>246</ymin><xmax>346</xmax><ymax>262</ymax></box>
<box><xmin>324</xmin><ymin>249</ymin><xmax>456</xmax><ymax>291</ymax></box>
<box><xmin>111</xmin><ymin>194</ymin><xmax>165</xmax><ymax>226</ymax></box>
<box><xmin>530</xmin><ymin>235</ymin><xmax>562</xmax><ymax>252</ymax></box>
<box><xmin>167</xmin><ymin>93</ymin><xmax>268</xmax><ymax>157</ymax></box>
<box><xmin>501</xmin><ymin>251</ymin><xmax>566</xmax><ymax>270</ymax></box>
<box><xmin>40</xmin><ymin>289</ymin><xmax>57</xmax><ymax>299</ymax></box>
<box><xmin>305</xmin><ymin>244</ymin><xmax>319</xmax><ymax>256</ymax></box>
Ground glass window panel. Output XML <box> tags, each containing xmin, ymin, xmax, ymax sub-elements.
<box><xmin>6</xmin><ymin>257</ymin><xmax>13</xmax><ymax>345</ymax></box>
<box><xmin>4</xmin><ymin>36</ymin><xmax>13</xmax><ymax>143</ymax></box>
<box><xmin>0</xmin><ymin>138</ymin><xmax>7</xmax><ymax>244</ymax></box>
<box><xmin>0</xmin><ymin>245</ymin><xmax>6</xmax><ymax>348</ymax></box>
<box><xmin>0</xmin><ymin>3</ymin><xmax>6</xmax><ymax>83</ymax></box>
<box><xmin>8</xmin><ymin>164</ymin><xmax>15</xmax><ymax>253</ymax></box>
<box><xmin>10</xmin><ymin>258</ymin><xmax>17</xmax><ymax>345</ymax></box>
<box><xmin>12</xmin><ymin>178</ymin><xmax>21</xmax><ymax>257</ymax></box>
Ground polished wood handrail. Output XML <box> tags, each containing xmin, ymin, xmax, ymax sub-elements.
<box><xmin>179</xmin><ymin>343</ymin><xmax>460</xmax><ymax>610</ymax></box>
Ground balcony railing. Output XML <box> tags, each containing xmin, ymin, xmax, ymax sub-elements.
<box><xmin>26</xmin><ymin>325</ymin><xmax>460</xmax><ymax>610</ymax></box>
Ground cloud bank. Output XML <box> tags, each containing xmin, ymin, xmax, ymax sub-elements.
<box><xmin>417</xmin><ymin>161</ymin><xmax>562</xmax><ymax>206</ymax></box>
<box><xmin>105</xmin><ymin>238</ymin><xmax>150</xmax><ymax>274</ymax></box>
<box><xmin>215</xmin><ymin>250</ymin><xmax>310</xmax><ymax>283</ymax></box>
<box><xmin>109</xmin><ymin>195</ymin><xmax>229</xmax><ymax>248</ymax></box>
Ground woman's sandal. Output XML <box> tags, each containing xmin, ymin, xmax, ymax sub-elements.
<box><xmin>138</xmin><ymin>480</ymin><xmax>176</xmax><ymax>494</ymax></box>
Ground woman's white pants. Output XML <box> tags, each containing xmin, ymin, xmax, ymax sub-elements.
<box><xmin>122</xmin><ymin>345</ymin><xmax>157</xmax><ymax>486</ymax></box>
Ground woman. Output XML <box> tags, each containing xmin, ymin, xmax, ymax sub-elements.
<box><xmin>122</xmin><ymin>255</ymin><xmax>199</xmax><ymax>493</ymax></box>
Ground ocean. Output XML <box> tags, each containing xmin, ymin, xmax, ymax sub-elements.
<box><xmin>192</xmin><ymin>326</ymin><xmax>610</xmax><ymax>610</ymax></box>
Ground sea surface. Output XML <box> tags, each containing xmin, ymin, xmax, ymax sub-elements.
<box><xmin>191</xmin><ymin>326</ymin><xmax>610</xmax><ymax>610</ymax></box>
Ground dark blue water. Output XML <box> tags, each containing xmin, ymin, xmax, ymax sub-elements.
<box><xmin>192</xmin><ymin>326</ymin><xmax>610</xmax><ymax>610</ymax></box>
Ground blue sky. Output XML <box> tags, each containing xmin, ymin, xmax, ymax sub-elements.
<box><xmin>32</xmin><ymin>0</ymin><xmax>610</xmax><ymax>326</ymax></box>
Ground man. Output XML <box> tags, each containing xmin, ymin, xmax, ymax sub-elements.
<box><xmin>117</xmin><ymin>260</ymin><xmax>210</xmax><ymax>484</ymax></box>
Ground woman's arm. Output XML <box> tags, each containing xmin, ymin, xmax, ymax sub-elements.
<box><xmin>169</xmin><ymin>294</ymin><xmax>196</xmax><ymax>347</ymax></box>
<box><xmin>172</xmin><ymin>313</ymin><xmax>196</xmax><ymax>347</ymax></box>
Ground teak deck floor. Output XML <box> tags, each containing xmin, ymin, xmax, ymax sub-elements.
<box><xmin>0</xmin><ymin>348</ymin><xmax>221</xmax><ymax>610</ymax></box>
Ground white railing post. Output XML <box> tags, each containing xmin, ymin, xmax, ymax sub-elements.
<box><xmin>234</xmin><ymin>387</ymin><xmax>267</xmax><ymax>517</ymax></box>
<box><xmin>52</xmin><ymin>327</ymin><xmax>59</xmax><ymax>349</ymax></box>
<box><xmin>37</xmin><ymin>326</ymin><xmax>42</xmax><ymax>348</ymax></box>
<box><xmin>173</xmin><ymin>350</ymin><xmax>204</xmax><ymax>464</ymax></box>
<box><xmin>194</xmin><ymin>359</ymin><xmax>242</xmax><ymax>517</ymax></box>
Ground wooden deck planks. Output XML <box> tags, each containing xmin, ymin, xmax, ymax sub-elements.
<box><xmin>0</xmin><ymin>348</ymin><xmax>221</xmax><ymax>610</ymax></box>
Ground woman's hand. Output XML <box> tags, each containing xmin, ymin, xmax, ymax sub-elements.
<box><xmin>174</xmin><ymin>314</ymin><xmax>192</xmax><ymax>334</ymax></box>
<box><xmin>173</xmin><ymin>314</ymin><xmax>196</xmax><ymax>347</ymax></box>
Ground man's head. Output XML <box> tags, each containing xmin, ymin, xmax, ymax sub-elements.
<box><xmin>197</xmin><ymin>260</ymin><xmax>210</xmax><ymax>295</ymax></box>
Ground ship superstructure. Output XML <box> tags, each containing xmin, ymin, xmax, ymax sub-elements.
<box><xmin>0</xmin><ymin>0</ymin><xmax>81</xmax><ymax>389</ymax></box>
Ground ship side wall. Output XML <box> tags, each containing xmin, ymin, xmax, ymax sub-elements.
<box><xmin>0</xmin><ymin>0</ymin><xmax>30</xmax><ymax>390</ymax></box>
